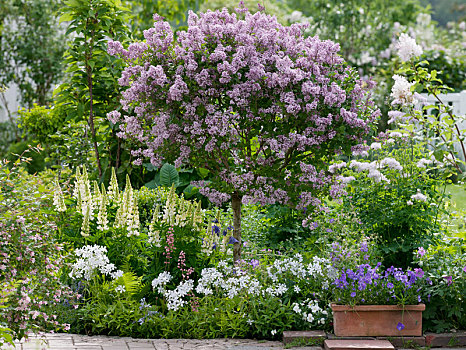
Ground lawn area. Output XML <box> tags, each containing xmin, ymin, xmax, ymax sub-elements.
<box><xmin>446</xmin><ymin>183</ymin><xmax>466</xmax><ymax>211</ymax></box>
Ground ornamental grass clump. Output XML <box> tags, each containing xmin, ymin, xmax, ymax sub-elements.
<box><xmin>107</xmin><ymin>5</ymin><xmax>379</xmax><ymax>261</ymax></box>
<box><xmin>331</xmin><ymin>263</ymin><xmax>427</xmax><ymax>307</ymax></box>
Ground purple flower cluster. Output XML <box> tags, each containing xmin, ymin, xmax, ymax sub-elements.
<box><xmin>332</xmin><ymin>263</ymin><xmax>426</xmax><ymax>306</ymax></box>
<box><xmin>107</xmin><ymin>8</ymin><xmax>378</xmax><ymax>214</ymax></box>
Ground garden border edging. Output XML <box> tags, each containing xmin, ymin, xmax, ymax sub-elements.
<box><xmin>282</xmin><ymin>330</ymin><xmax>466</xmax><ymax>348</ymax></box>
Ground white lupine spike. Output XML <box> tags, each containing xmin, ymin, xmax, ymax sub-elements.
<box><xmin>127</xmin><ymin>190</ymin><xmax>140</xmax><ymax>237</ymax></box>
<box><xmin>81</xmin><ymin>204</ymin><xmax>90</xmax><ymax>237</ymax></box>
<box><xmin>148</xmin><ymin>206</ymin><xmax>162</xmax><ymax>246</ymax></box>
<box><xmin>163</xmin><ymin>185</ymin><xmax>176</xmax><ymax>224</ymax></box>
<box><xmin>97</xmin><ymin>185</ymin><xmax>108</xmax><ymax>231</ymax></box>
<box><xmin>107</xmin><ymin>167</ymin><xmax>120</xmax><ymax>203</ymax></box>
<box><xmin>73</xmin><ymin>167</ymin><xmax>82</xmax><ymax>199</ymax></box>
<box><xmin>76</xmin><ymin>188</ymin><xmax>83</xmax><ymax>214</ymax></box>
<box><xmin>93</xmin><ymin>180</ymin><xmax>101</xmax><ymax>203</ymax></box>
<box><xmin>53</xmin><ymin>181</ymin><xmax>67</xmax><ymax>212</ymax></box>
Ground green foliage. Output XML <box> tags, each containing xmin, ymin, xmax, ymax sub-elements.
<box><xmin>57</xmin><ymin>0</ymin><xmax>131</xmax><ymax>178</ymax></box>
<box><xmin>419</xmin><ymin>50</ymin><xmax>466</xmax><ymax>92</ymax></box>
<box><xmin>159</xmin><ymin>163</ymin><xmax>180</xmax><ymax>187</ymax></box>
<box><xmin>0</xmin><ymin>0</ymin><xmax>65</xmax><ymax>107</ymax></box>
<box><xmin>6</xmin><ymin>142</ymin><xmax>45</xmax><ymax>174</ymax></box>
<box><xmin>286</xmin><ymin>0</ymin><xmax>423</xmax><ymax>65</ymax></box>
<box><xmin>415</xmin><ymin>236</ymin><xmax>466</xmax><ymax>331</ymax></box>
<box><xmin>200</xmin><ymin>0</ymin><xmax>291</xmax><ymax>24</ymax></box>
<box><xmin>70</xmin><ymin>292</ymin><xmax>325</xmax><ymax>339</ymax></box>
<box><xmin>127</xmin><ymin>0</ymin><xmax>202</xmax><ymax>36</ymax></box>
<box><xmin>420</xmin><ymin>0</ymin><xmax>466</xmax><ymax>26</ymax></box>
<box><xmin>335</xmin><ymin>138</ymin><xmax>450</xmax><ymax>268</ymax></box>
<box><xmin>17</xmin><ymin>104</ymin><xmax>66</xmax><ymax>143</ymax></box>
<box><xmin>259</xmin><ymin>205</ymin><xmax>311</xmax><ymax>250</ymax></box>
<box><xmin>0</xmin><ymin>121</ymin><xmax>19</xmax><ymax>157</ymax></box>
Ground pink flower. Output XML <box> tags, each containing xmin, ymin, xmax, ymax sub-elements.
<box><xmin>416</xmin><ymin>247</ymin><xmax>426</xmax><ymax>257</ymax></box>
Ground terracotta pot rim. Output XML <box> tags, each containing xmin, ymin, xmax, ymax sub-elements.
<box><xmin>330</xmin><ymin>303</ymin><xmax>425</xmax><ymax>312</ymax></box>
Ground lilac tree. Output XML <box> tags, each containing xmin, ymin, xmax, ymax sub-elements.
<box><xmin>107</xmin><ymin>7</ymin><xmax>379</xmax><ymax>261</ymax></box>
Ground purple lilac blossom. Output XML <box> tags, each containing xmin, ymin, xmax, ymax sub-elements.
<box><xmin>107</xmin><ymin>8</ymin><xmax>378</xmax><ymax>221</ymax></box>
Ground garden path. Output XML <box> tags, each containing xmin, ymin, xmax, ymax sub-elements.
<box><xmin>3</xmin><ymin>333</ymin><xmax>320</xmax><ymax>350</ymax></box>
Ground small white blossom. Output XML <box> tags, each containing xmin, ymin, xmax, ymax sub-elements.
<box><xmin>328</xmin><ymin>162</ymin><xmax>347</xmax><ymax>174</ymax></box>
<box><xmin>391</xmin><ymin>74</ymin><xmax>415</xmax><ymax>105</ymax></box>
<box><xmin>115</xmin><ymin>285</ymin><xmax>126</xmax><ymax>293</ymax></box>
<box><xmin>370</xmin><ymin>142</ymin><xmax>382</xmax><ymax>150</ymax></box>
<box><xmin>380</xmin><ymin>157</ymin><xmax>403</xmax><ymax>171</ymax></box>
<box><xmin>69</xmin><ymin>245</ymin><xmax>119</xmax><ymax>281</ymax></box>
<box><xmin>111</xmin><ymin>270</ymin><xmax>124</xmax><ymax>279</ymax></box>
<box><xmin>152</xmin><ymin>271</ymin><xmax>173</xmax><ymax>293</ymax></box>
<box><xmin>396</xmin><ymin>33</ymin><xmax>423</xmax><ymax>62</ymax></box>
<box><xmin>411</xmin><ymin>189</ymin><xmax>427</xmax><ymax>202</ymax></box>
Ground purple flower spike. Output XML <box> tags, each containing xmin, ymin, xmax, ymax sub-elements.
<box><xmin>397</xmin><ymin>322</ymin><xmax>405</xmax><ymax>331</ymax></box>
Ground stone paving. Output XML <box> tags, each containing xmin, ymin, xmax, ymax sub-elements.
<box><xmin>2</xmin><ymin>333</ymin><xmax>321</xmax><ymax>350</ymax></box>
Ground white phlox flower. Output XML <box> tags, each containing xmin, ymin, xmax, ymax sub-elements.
<box><xmin>115</xmin><ymin>285</ymin><xmax>126</xmax><ymax>293</ymax></box>
<box><xmin>152</xmin><ymin>271</ymin><xmax>173</xmax><ymax>293</ymax></box>
<box><xmin>69</xmin><ymin>245</ymin><xmax>120</xmax><ymax>281</ymax></box>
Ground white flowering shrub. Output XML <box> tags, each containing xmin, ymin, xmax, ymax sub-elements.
<box><xmin>328</xmin><ymin>134</ymin><xmax>450</xmax><ymax>268</ymax></box>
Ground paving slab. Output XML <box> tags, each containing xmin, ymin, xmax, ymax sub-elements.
<box><xmin>283</xmin><ymin>331</ymin><xmax>326</xmax><ymax>345</ymax></box>
<box><xmin>425</xmin><ymin>331</ymin><xmax>466</xmax><ymax>347</ymax></box>
<box><xmin>324</xmin><ymin>340</ymin><xmax>394</xmax><ymax>350</ymax></box>
<box><xmin>4</xmin><ymin>334</ymin><xmax>291</xmax><ymax>350</ymax></box>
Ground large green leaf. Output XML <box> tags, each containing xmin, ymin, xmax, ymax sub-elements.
<box><xmin>159</xmin><ymin>163</ymin><xmax>179</xmax><ymax>187</ymax></box>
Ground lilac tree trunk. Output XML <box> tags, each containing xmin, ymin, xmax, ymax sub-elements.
<box><xmin>231</xmin><ymin>192</ymin><xmax>242</xmax><ymax>263</ymax></box>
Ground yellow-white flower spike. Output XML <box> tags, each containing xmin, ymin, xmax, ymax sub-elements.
<box><xmin>97</xmin><ymin>185</ymin><xmax>109</xmax><ymax>231</ymax></box>
<box><xmin>81</xmin><ymin>204</ymin><xmax>91</xmax><ymax>237</ymax></box>
<box><xmin>53</xmin><ymin>181</ymin><xmax>67</xmax><ymax>212</ymax></box>
<box><xmin>107</xmin><ymin>167</ymin><xmax>120</xmax><ymax>203</ymax></box>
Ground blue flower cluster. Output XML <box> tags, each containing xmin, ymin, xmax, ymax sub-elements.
<box><xmin>331</xmin><ymin>263</ymin><xmax>427</xmax><ymax>306</ymax></box>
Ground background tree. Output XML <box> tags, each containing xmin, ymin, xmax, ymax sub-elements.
<box><xmin>0</xmin><ymin>0</ymin><xmax>65</xmax><ymax>110</ymax></box>
<box><xmin>57</xmin><ymin>0</ymin><xmax>131</xmax><ymax>179</ymax></box>
<box><xmin>107</xmin><ymin>8</ymin><xmax>379</xmax><ymax>261</ymax></box>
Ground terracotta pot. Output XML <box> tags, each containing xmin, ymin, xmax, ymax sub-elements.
<box><xmin>331</xmin><ymin>303</ymin><xmax>425</xmax><ymax>337</ymax></box>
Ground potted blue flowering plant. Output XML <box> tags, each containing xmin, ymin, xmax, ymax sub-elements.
<box><xmin>330</xmin><ymin>262</ymin><xmax>427</xmax><ymax>336</ymax></box>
